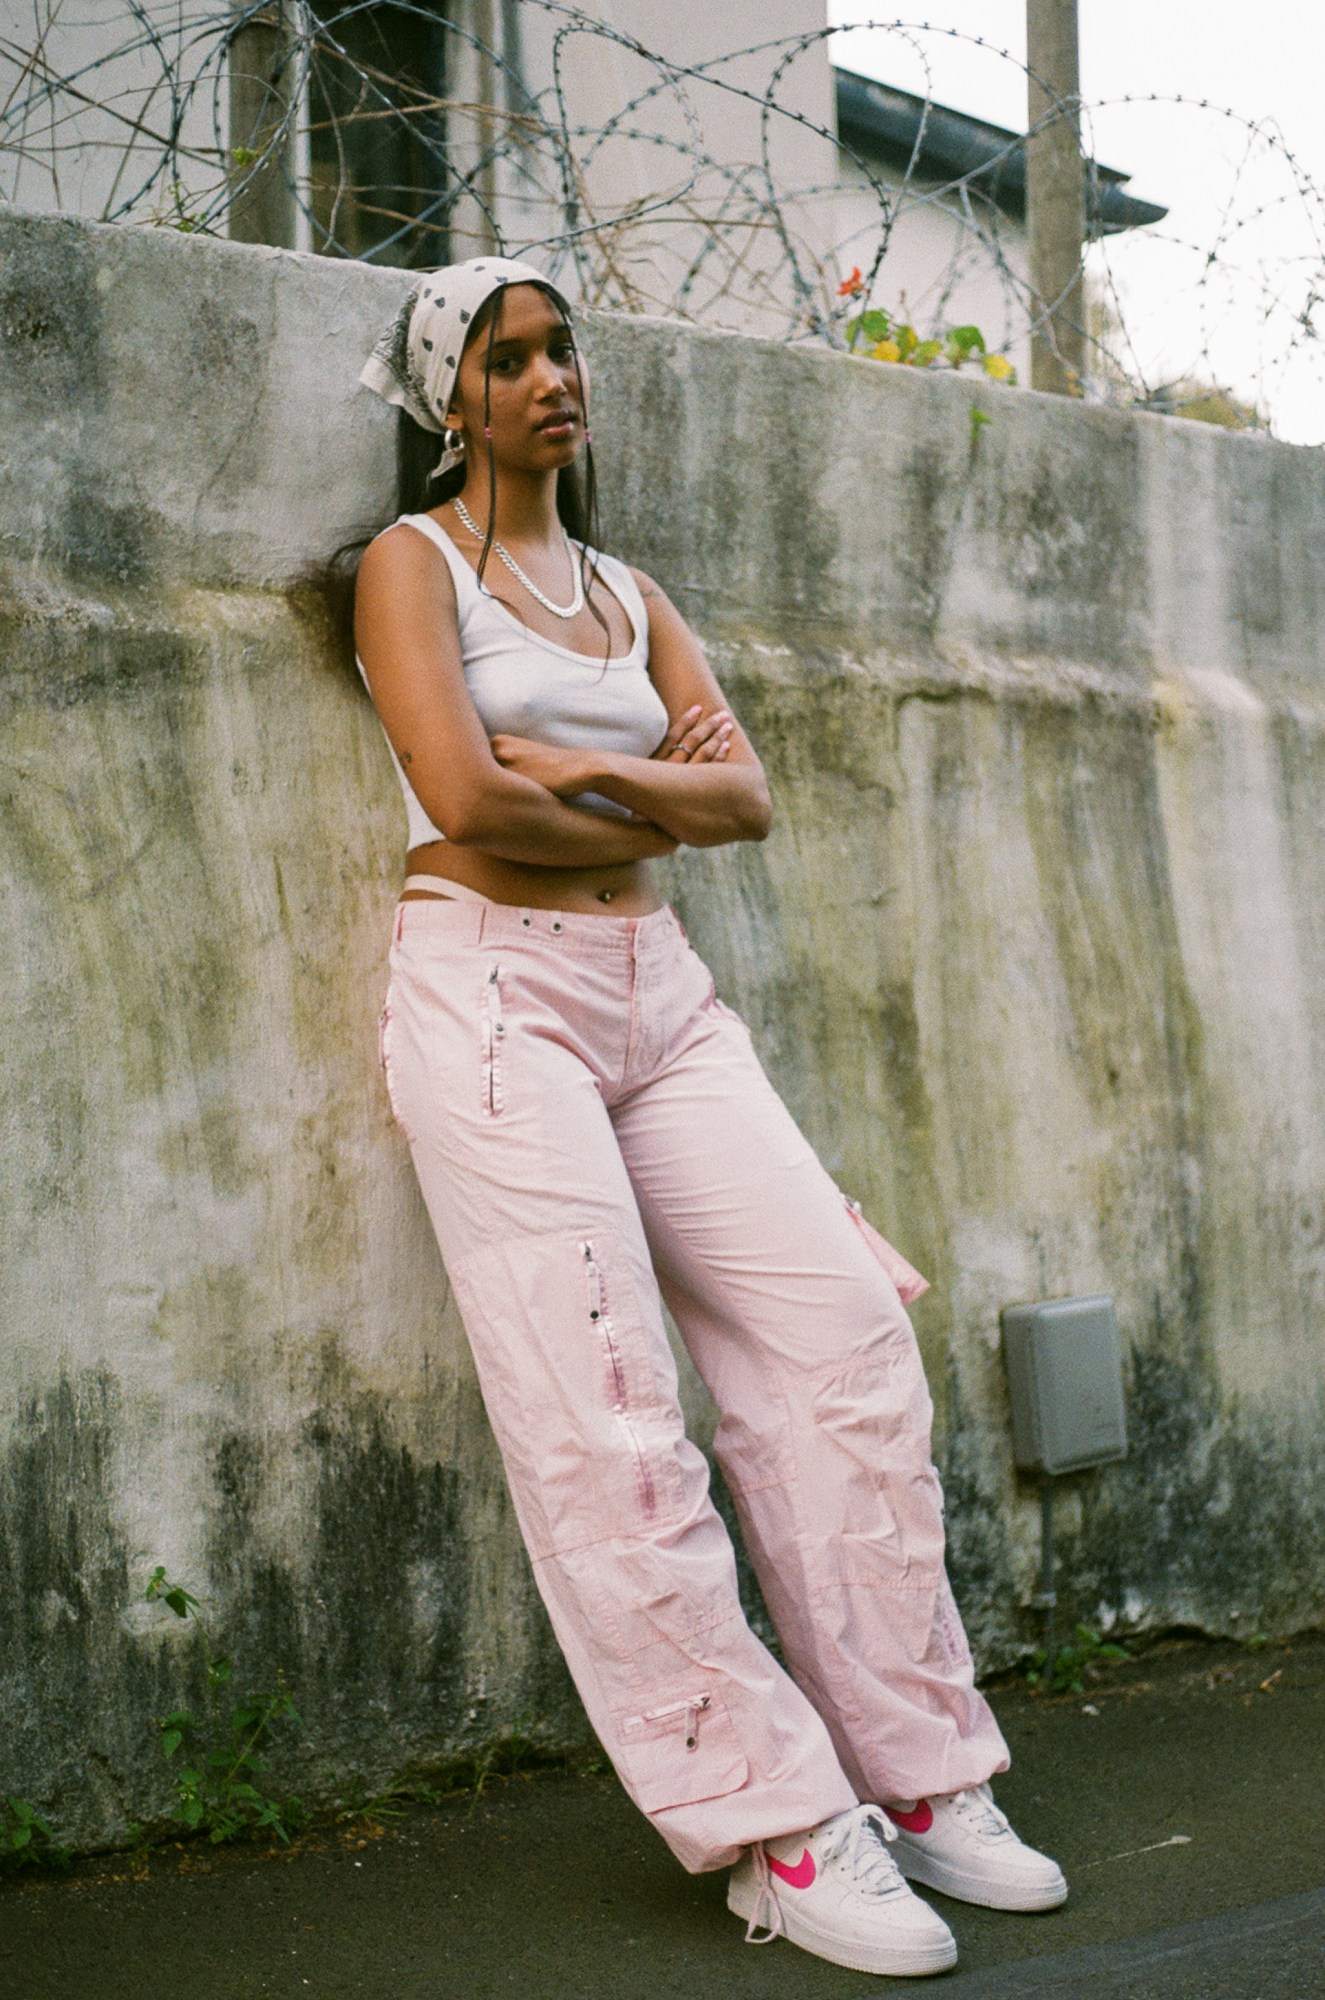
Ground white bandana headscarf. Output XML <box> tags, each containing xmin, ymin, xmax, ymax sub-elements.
<box><xmin>359</xmin><ymin>256</ymin><xmax>571</xmax><ymax>475</ymax></box>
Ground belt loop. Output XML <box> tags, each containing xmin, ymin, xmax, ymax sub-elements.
<box><xmin>394</xmin><ymin>904</ymin><xmax>405</xmax><ymax>944</ymax></box>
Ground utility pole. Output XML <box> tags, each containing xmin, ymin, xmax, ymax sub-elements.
<box><xmin>448</xmin><ymin>0</ymin><xmax>504</xmax><ymax>257</ymax></box>
<box><xmin>228</xmin><ymin>2</ymin><xmax>296</xmax><ymax>248</ymax></box>
<box><xmin>1025</xmin><ymin>0</ymin><xmax>1085</xmax><ymax>395</ymax></box>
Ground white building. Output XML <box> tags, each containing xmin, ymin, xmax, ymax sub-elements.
<box><xmin>833</xmin><ymin>67</ymin><xmax>1164</xmax><ymax>382</ymax></box>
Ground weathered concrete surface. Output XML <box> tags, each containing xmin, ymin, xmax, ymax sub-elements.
<box><xmin>1</xmin><ymin>210</ymin><xmax>1323</xmax><ymax>1850</ymax></box>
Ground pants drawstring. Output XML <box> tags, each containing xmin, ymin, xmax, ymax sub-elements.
<box><xmin>742</xmin><ymin>1844</ymin><xmax>783</xmax><ymax>1946</ymax></box>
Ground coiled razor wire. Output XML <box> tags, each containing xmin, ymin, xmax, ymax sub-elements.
<box><xmin>1</xmin><ymin>5</ymin><xmax>1322</xmax><ymax>438</ymax></box>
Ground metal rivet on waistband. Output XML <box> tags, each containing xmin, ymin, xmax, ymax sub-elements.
<box><xmin>551</xmin><ymin>919</ymin><xmax>563</xmax><ymax>934</ymax></box>
<box><xmin>521</xmin><ymin>914</ymin><xmax>532</xmax><ymax>927</ymax></box>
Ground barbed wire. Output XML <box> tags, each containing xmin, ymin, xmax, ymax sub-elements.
<box><xmin>1</xmin><ymin>5</ymin><xmax>1321</xmax><ymax>438</ymax></box>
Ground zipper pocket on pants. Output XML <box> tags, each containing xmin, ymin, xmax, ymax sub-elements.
<box><xmin>580</xmin><ymin>1239</ymin><xmax>656</xmax><ymax>1518</ymax></box>
<box><xmin>480</xmin><ymin>964</ymin><xmax>505</xmax><ymax>1115</ymax></box>
<box><xmin>640</xmin><ymin>1693</ymin><xmax>712</xmax><ymax>1750</ymax></box>
<box><xmin>615</xmin><ymin>1690</ymin><xmax>749</xmax><ymax>1812</ymax></box>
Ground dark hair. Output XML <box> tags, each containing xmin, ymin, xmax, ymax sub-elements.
<box><xmin>324</xmin><ymin>280</ymin><xmax>609</xmax><ymax>670</ymax></box>
<box><xmin>399</xmin><ymin>283</ymin><xmax>600</xmax><ymax>545</ymax></box>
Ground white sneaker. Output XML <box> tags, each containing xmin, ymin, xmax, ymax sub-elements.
<box><xmin>885</xmin><ymin>1784</ymin><xmax>1068</xmax><ymax>1911</ymax></box>
<box><xmin>727</xmin><ymin>1803</ymin><xmax>958</xmax><ymax>1977</ymax></box>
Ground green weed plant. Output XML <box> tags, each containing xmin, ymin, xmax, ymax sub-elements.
<box><xmin>0</xmin><ymin>1796</ymin><xmax>71</xmax><ymax>1875</ymax></box>
<box><xmin>1025</xmin><ymin>1623</ymin><xmax>1130</xmax><ymax>1695</ymax></box>
<box><xmin>146</xmin><ymin>1566</ymin><xmax>305</xmax><ymax>1845</ymax></box>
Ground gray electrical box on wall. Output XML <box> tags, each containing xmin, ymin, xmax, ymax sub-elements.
<box><xmin>1001</xmin><ymin>1295</ymin><xmax>1128</xmax><ymax>1475</ymax></box>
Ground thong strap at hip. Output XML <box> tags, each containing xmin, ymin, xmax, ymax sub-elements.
<box><xmin>402</xmin><ymin>874</ymin><xmax>490</xmax><ymax>903</ymax></box>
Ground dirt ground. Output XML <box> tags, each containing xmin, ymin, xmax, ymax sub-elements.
<box><xmin>4</xmin><ymin>1634</ymin><xmax>1323</xmax><ymax>2000</ymax></box>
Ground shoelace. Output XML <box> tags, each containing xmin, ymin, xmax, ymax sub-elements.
<box><xmin>820</xmin><ymin>1804</ymin><xmax>909</xmax><ymax>1896</ymax></box>
<box><xmin>950</xmin><ymin>1784</ymin><xmax>1013</xmax><ymax>1841</ymax></box>
<box><xmin>744</xmin><ymin>1844</ymin><xmax>781</xmax><ymax>1946</ymax></box>
<box><xmin>743</xmin><ymin>1804</ymin><xmax>907</xmax><ymax>1946</ymax></box>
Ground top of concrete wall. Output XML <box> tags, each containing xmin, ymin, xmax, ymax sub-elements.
<box><xmin>2</xmin><ymin>210</ymin><xmax>1323</xmax><ymax>690</ymax></box>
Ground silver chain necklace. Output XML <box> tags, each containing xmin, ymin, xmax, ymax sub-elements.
<box><xmin>452</xmin><ymin>498</ymin><xmax>585</xmax><ymax>621</ymax></box>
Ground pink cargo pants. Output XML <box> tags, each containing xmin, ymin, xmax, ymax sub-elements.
<box><xmin>379</xmin><ymin>891</ymin><xmax>1008</xmax><ymax>1872</ymax></box>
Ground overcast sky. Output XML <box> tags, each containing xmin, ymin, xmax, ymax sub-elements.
<box><xmin>827</xmin><ymin>3</ymin><xmax>1325</xmax><ymax>442</ymax></box>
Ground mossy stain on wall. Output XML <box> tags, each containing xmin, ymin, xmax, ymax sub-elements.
<box><xmin>0</xmin><ymin>225</ymin><xmax>106</xmax><ymax>405</ymax></box>
<box><xmin>0</xmin><ymin>1374</ymin><xmax>178</xmax><ymax>1845</ymax></box>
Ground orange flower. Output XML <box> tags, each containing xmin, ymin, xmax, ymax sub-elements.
<box><xmin>837</xmin><ymin>266</ymin><xmax>865</xmax><ymax>298</ymax></box>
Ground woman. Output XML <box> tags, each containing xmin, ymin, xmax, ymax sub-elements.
<box><xmin>354</xmin><ymin>256</ymin><xmax>1066</xmax><ymax>1978</ymax></box>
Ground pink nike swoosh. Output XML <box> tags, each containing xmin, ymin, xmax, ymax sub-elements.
<box><xmin>885</xmin><ymin>1801</ymin><xmax>934</xmax><ymax>1834</ymax></box>
<box><xmin>768</xmin><ymin>1848</ymin><xmax>817</xmax><ymax>1890</ymax></box>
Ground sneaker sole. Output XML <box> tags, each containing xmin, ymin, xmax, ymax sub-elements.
<box><xmin>893</xmin><ymin>1846</ymin><xmax>1068</xmax><ymax>1913</ymax></box>
<box><xmin>727</xmin><ymin>1877</ymin><xmax>958</xmax><ymax>1977</ymax></box>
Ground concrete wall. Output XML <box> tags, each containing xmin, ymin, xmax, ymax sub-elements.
<box><xmin>2</xmin><ymin>210</ymin><xmax>1323</xmax><ymax>1852</ymax></box>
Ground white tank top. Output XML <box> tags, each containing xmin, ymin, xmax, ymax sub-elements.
<box><xmin>359</xmin><ymin>512</ymin><xmax>669</xmax><ymax>849</ymax></box>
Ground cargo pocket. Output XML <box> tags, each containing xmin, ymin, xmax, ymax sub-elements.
<box><xmin>614</xmin><ymin>1690</ymin><xmax>749</xmax><ymax>1814</ymax></box>
<box><xmin>841</xmin><ymin>1193</ymin><xmax>929</xmax><ymax>1304</ymax></box>
<box><xmin>479</xmin><ymin>962</ymin><xmax>505</xmax><ymax>1116</ymax></box>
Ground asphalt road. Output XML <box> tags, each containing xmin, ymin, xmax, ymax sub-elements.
<box><xmin>4</xmin><ymin>1635</ymin><xmax>1323</xmax><ymax>2000</ymax></box>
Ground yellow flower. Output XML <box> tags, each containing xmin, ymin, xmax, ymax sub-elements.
<box><xmin>982</xmin><ymin>353</ymin><xmax>1016</xmax><ymax>382</ymax></box>
<box><xmin>870</xmin><ymin>338</ymin><xmax>901</xmax><ymax>363</ymax></box>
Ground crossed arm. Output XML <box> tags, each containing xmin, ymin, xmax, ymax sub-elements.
<box><xmin>354</xmin><ymin>524</ymin><xmax>772</xmax><ymax>864</ymax></box>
